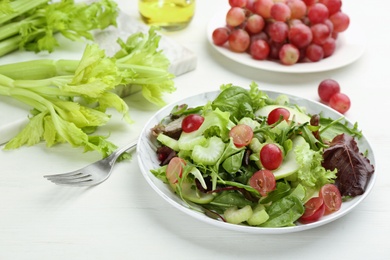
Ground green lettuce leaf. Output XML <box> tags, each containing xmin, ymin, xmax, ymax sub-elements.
<box><xmin>294</xmin><ymin>141</ymin><xmax>337</xmax><ymax>189</ymax></box>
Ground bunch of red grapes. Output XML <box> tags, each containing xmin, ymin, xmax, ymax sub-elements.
<box><xmin>212</xmin><ymin>0</ymin><xmax>350</xmax><ymax>65</ymax></box>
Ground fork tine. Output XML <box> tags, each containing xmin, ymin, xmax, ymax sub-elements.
<box><xmin>44</xmin><ymin>170</ymin><xmax>95</xmax><ymax>185</ymax></box>
<box><xmin>43</xmin><ymin>171</ymin><xmax>81</xmax><ymax>179</ymax></box>
<box><xmin>45</xmin><ymin>175</ymin><xmax>92</xmax><ymax>183</ymax></box>
<box><xmin>47</xmin><ymin>179</ymin><xmax>95</xmax><ymax>186</ymax></box>
<box><xmin>46</xmin><ymin>174</ymin><xmax>94</xmax><ymax>185</ymax></box>
<box><xmin>44</xmin><ymin>172</ymin><xmax>89</xmax><ymax>180</ymax></box>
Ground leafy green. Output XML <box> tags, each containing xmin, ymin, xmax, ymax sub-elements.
<box><xmin>320</xmin><ymin>116</ymin><xmax>362</xmax><ymax>140</ymax></box>
<box><xmin>222</xmin><ymin>150</ymin><xmax>245</xmax><ymax>174</ymax></box>
<box><xmin>260</xmin><ymin>195</ymin><xmax>304</xmax><ymax>227</ymax></box>
<box><xmin>150</xmin><ymin>165</ymin><xmax>168</xmax><ymax>183</ymax></box>
<box><xmin>294</xmin><ymin>141</ymin><xmax>337</xmax><ymax>189</ymax></box>
<box><xmin>206</xmin><ymin>190</ymin><xmax>256</xmax><ymax>213</ymax></box>
<box><xmin>212</xmin><ymin>83</ymin><xmax>270</xmax><ymax>122</ymax></box>
<box><xmin>260</xmin><ymin>181</ymin><xmax>291</xmax><ymax>204</ymax></box>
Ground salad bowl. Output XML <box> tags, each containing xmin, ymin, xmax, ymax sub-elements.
<box><xmin>136</xmin><ymin>89</ymin><xmax>376</xmax><ymax>234</ymax></box>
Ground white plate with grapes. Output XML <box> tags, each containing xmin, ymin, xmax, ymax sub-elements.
<box><xmin>137</xmin><ymin>85</ymin><xmax>376</xmax><ymax>234</ymax></box>
<box><xmin>206</xmin><ymin>4</ymin><xmax>366</xmax><ymax>73</ymax></box>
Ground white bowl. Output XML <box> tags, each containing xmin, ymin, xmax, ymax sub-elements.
<box><xmin>137</xmin><ymin>90</ymin><xmax>376</xmax><ymax>234</ymax></box>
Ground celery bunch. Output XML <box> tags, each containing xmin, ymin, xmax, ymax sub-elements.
<box><xmin>0</xmin><ymin>0</ymin><xmax>118</xmax><ymax>57</ymax></box>
<box><xmin>0</xmin><ymin>28</ymin><xmax>175</xmax><ymax>157</ymax></box>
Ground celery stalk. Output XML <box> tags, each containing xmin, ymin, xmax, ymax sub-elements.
<box><xmin>0</xmin><ymin>35</ymin><xmax>20</xmax><ymax>57</ymax></box>
<box><xmin>0</xmin><ymin>59</ymin><xmax>78</xmax><ymax>80</ymax></box>
<box><xmin>0</xmin><ymin>28</ymin><xmax>175</xmax><ymax>104</ymax></box>
<box><xmin>0</xmin><ymin>0</ymin><xmax>49</xmax><ymax>25</ymax></box>
<box><xmin>0</xmin><ymin>0</ymin><xmax>118</xmax><ymax>57</ymax></box>
<box><xmin>0</xmin><ymin>17</ymin><xmax>42</xmax><ymax>41</ymax></box>
<box><xmin>0</xmin><ymin>28</ymin><xmax>175</xmax><ymax>157</ymax></box>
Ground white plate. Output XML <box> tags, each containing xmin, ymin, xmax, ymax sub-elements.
<box><xmin>206</xmin><ymin>9</ymin><xmax>366</xmax><ymax>73</ymax></box>
<box><xmin>137</xmin><ymin>90</ymin><xmax>376</xmax><ymax>234</ymax></box>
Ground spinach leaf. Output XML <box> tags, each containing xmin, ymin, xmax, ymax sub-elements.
<box><xmin>260</xmin><ymin>195</ymin><xmax>304</xmax><ymax>227</ymax></box>
<box><xmin>260</xmin><ymin>181</ymin><xmax>291</xmax><ymax>204</ymax></box>
<box><xmin>207</xmin><ymin>190</ymin><xmax>255</xmax><ymax>213</ymax></box>
<box><xmin>222</xmin><ymin>150</ymin><xmax>245</xmax><ymax>174</ymax></box>
<box><xmin>212</xmin><ymin>86</ymin><xmax>254</xmax><ymax>121</ymax></box>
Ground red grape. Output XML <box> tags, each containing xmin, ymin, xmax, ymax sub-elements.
<box><xmin>288</xmin><ymin>0</ymin><xmax>307</xmax><ymax>20</ymax></box>
<box><xmin>319</xmin><ymin>184</ymin><xmax>342</xmax><ymax>215</ymax></box>
<box><xmin>267</xmin><ymin>107</ymin><xmax>290</xmax><ymax>125</ymax></box>
<box><xmin>329</xmin><ymin>92</ymin><xmax>351</xmax><ymax>114</ymax></box>
<box><xmin>306</xmin><ymin>43</ymin><xmax>324</xmax><ymax>62</ymax></box>
<box><xmin>249</xmin><ymin>170</ymin><xmax>276</xmax><ymax>197</ymax></box>
<box><xmin>229</xmin><ymin>124</ymin><xmax>254</xmax><ymax>147</ymax></box>
<box><xmin>302</xmin><ymin>0</ymin><xmax>316</xmax><ymax>6</ymax></box>
<box><xmin>228</xmin><ymin>29</ymin><xmax>250</xmax><ymax>52</ymax></box>
<box><xmin>250</xmin><ymin>39</ymin><xmax>270</xmax><ymax>60</ymax></box>
<box><xmin>226</xmin><ymin>7</ymin><xmax>246</xmax><ymax>27</ymax></box>
<box><xmin>270</xmin><ymin>2</ymin><xmax>291</xmax><ymax>22</ymax></box>
<box><xmin>288</xmin><ymin>23</ymin><xmax>313</xmax><ymax>48</ymax></box>
<box><xmin>322</xmin><ymin>37</ymin><xmax>336</xmax><ymax>57</ymax></box>
<box><xmin>311</xmin><ymin>23</ymin><xmax>331</xmax><ymax>45</ymax></box>
<box><xmin>307</xmin><ymin>3</ymin><xmax>329</xmax><ymax>24</ymax></box>
<box><xmin>229</xmin><ymin>0</ymin><xmax>248</xmax><ymax>8</ymax></box>
<box><xmin>245</xmin><ymin>14</ymin><xmax>265</xmax><ymax>34</ymax></box>
<box><xmin>319</xmin><ymin>0</ymin><xmax>342</xmax><ymax>15</ymax></box>
<box><xmin>330</xmin><ymin>11</ymin><xmax>350</xmax><ymax>33</ymax></box>
<box><xmin>279</xmin><ymin>43</ymin><xmax>300</xmax><ymax>65</ymax></box>
<box><xmin>318</xmin><ymin>79</ymin><xmax>341</xmax><ymax>102</ymax></box>
<box><xmin>253</xmin><ymin>0</ymin><xmax>274</xmax><ymax>19</ymax></box>
<box><xmin>268</xmin><ymin>21</ymin><xmax>289</xmax><ymax>43</ymax></box>
<box><xmin>182</xmin><ymin>114</ymin><xmax>205</xmax><ymax>133</ymax></box>
<box><xmin>260</xmin><ymin>143</ymin><xmax>283</xmax><ymax>170</ymax></box>
<box><xmin>212</xmin><ymin>27</ymin><xmax>230</xmax><ymax>46</ymax></box>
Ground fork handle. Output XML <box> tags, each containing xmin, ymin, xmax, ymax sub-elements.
<box><xmin>106</xmin><ymin>140</ymin><xmax>138</xmax><ymax>165</ymax></box>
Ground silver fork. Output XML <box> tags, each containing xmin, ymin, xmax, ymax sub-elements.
<box><xmin>44</xmin><ymin>140</ymin><xmax>138</xmax><ymax>186</ymax></box>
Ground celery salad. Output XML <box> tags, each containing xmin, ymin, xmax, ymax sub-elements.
<box><xmin>150</xmin><ymin>83</ymin><xmax>374</xmax><ymax>227</ymax></box>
